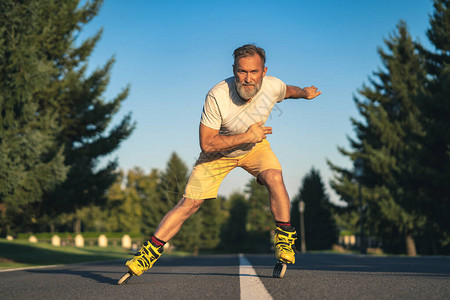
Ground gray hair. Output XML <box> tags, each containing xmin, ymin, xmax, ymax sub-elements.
<box><xmin>233</xmin><ymin>44</ymin><xmax>266</xmax><ymax>66</ymax></box>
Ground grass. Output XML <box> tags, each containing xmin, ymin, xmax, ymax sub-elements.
<box><xmin>0</xmin><ymin>239</ymin><xmax>131</xmax><ymax>270</ymax></box>
<box><xmin>0</xmin><ymin>239</ymin><xmax>199</xmax><ymax>270</ymax></box>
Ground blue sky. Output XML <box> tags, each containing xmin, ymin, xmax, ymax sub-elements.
<box><xmin>79</xmin><ymin>0</ymin><xmax>435</xmax><ymax>203</ymax></box>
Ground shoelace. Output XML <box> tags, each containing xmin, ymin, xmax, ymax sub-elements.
<box><xmin>133</xmin><ymin>241</ymin><xmax>162</xmax><ymax>269</ymax></box>
<box><xmin>275</xmin><ymin>229</ymin><xmax>297</xmax><ymax>252</ymax></box>
<box><xmin>276</xmin><ymin>237</ymin><xmax>296</xmax><ymax>252</ymax></box>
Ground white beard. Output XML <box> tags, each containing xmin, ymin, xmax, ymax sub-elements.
<box><xmin>235</xmin><ymin>79</ymin><xmax>262</xmax><ymax>100</ymax></box>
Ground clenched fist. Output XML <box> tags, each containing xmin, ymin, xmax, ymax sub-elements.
<box><xmin>245</xmin><ymin>121</ymin><xmax>272</xmax><ymax>143</ymax></box>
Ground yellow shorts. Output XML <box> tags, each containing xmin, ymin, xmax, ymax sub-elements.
<box><xmin>184</xmin><ymin>139</ymin><xmax>282</xmax><ymax>200</ymax></box>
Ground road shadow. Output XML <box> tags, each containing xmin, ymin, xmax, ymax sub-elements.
<box><xmin>27</xmin><ymin>260</ymin><xmax>122</xmax><ymax>285</ymax></box>
<box><xmin>246</xmin><ymin>253</ymin><xmax>450</xmax><ymax>277</ymax></box>
<box><xmin>25</xmin><ymin>255</ymin><xmax>273</xmax><ymax>285</ymax></box>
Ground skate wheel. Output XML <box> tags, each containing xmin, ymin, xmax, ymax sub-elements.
<box><xmin>273</xmin><ymin>262</ymin><xmax>287</xmax><ymax>278</ymax></box>
<box><xmin>118</xmin><ymin>271</ymin><xmax>133</xmax><ymax>285</ymax></box>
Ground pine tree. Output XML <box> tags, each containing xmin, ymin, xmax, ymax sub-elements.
<box><xmin>140</xmin><ymin>169</ymin><xmax>162</xmax><ymax>236</ymax></box>
<box><xmin>220</xmin><ymin>192</ymin><xmax>249</xmax><ymax>252</ymax></box>
<box><xmin>328</xmin><ymin>22</ymin><xmax>427</xmax><ymax>255</ymax></box>
<box><xmin>158</xmin><ymin>153</ymin><xmax>189</xmax><ymax>208</ymax></box>
<box><xmin>34</xmin><ymin>0</ymin><xmax>135</xmax><ymax>221</ymax></box>
<box><xmin>158</xmin><ymin>152</ymin><xmax>201</xmax><ymax>252</ymax></box>
<box><xmin>245</xmin><ymin>179</ymin><xmax>273</xmax><ymax>252</ymax></box>
<box><xmin>198</xmin><ymin>196</ymin><xmax>226</xmax><ymax>250</ymax></box>
<box><xmin>246</xmin><ymin>179</ymin><xmax>272</xmax><ymax>232</ymax></box>
<box><xmin>415</xmin><ymin>0</ymin><xmax>450</xmax><ymax>254</ymax></box>
<box><xmin>291</xmin><ymin>168</ymin><xmax>337</xmax><ymax>250</ymax></box>
<box><xmin>0</xmin><ymin>0</ymin><xmax>68</xmax><ymax>234</ymax></box>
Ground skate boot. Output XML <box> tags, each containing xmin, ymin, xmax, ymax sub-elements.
<box><xmin>126</xmin><ymin>240</ymin><xmax>163</xmax><ymax>276</ymax></box>
<box><xmin>273</xmin><ymin>226</ymin><xmax>297</xmax><ymax>278</ymax></box>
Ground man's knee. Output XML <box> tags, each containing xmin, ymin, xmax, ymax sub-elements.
<box><xmin>176</xmin><ymin>197</ymin><xmax>204</xmax><ymax>213</ymax></box>
<box><xmin>258</xmin><ymin>169</ymin><xmax>284</xmax><ymax>187</ymax></box>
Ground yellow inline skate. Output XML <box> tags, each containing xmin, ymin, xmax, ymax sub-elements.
<box><xmin>118</xmin><ymin>240</ymin><xmax>163</xmax><ymax>285</ymax></box>
<box><xmin>273</xmin><ymin>226</ymin><xmax>297</xmax><ymax>278</ymax></box>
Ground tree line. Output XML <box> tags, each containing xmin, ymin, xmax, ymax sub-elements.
<box><xmin>46</xmin><ymin>153</ymin><xmax>338</xmax><ymax>253</ymax></box>
<box><xmin>328</xmin><ymin>0</ymin><xmax>450</xmax><ymax>255</ymax></box>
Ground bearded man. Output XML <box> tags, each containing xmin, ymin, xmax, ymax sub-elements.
<box><xmin>122</xmin><ymin>44</ymin><xmax>321</xmax><ymax>280</ymax></box>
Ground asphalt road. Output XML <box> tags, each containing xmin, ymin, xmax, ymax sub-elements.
<box><xmin>1</xmin><ymin>253</ymin><xmax>449</xmax><ymax>299</ymax></box>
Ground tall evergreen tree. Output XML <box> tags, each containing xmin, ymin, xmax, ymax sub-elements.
<box><xmin>246</xmin><ymin>179</ymin><xmax>272</xmax><ymax>232</ymax></box>
<box><xmin>291</xmin><ymin>168</ymin><xmax>337</xmax><ymax>250</ymax></box>
<box><xmin>198</xmin><ymin>196</ymin><xmax>226</xmax><ymax>250</ymax></box>
<box><xmin>140</xmin><ymin>169</ymin><xmax>162</xmax><ymax>236</ymax></box>
<box><xmin>245</xmin><ymin>179</ymin><xmax>273</xmax><ymax>252</ymax></box>
<box><xmin>415</xmin><ymin>0</ymin><xmax>450</xmax><ymax>254</ymax></box>
<box><xmin>158</xmin><ymin>152</ymin><xmax>201</xmax><ymax>252</ymax></box>
<box><xmin>34</xmin><ymin>0</ymin><xmax>135</xmax><ymax>221</ymax></box>
<box><xmin>328</xmin><ymin>22</ymin><xmax>427</xmax><ymax>255</ymax></box>
<box><xmin>0</xmin><ymin>0</ymin><xmax>68</xmax><ymax>234</ymax></box>
<box><xmin>158</xmin><ymin>153</ymin><xmax>189</xmax><ymax>208</ymax></box>
<box><xmin>220</xmin><ymin>192</ymin><xmax>249</xmax><ymax>252</ymax></box>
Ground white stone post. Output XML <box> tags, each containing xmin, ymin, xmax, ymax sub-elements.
<box><xmin>75</xmin><ymin>234</ymin><xmax>85</xmax><ymax>247</ymax></box>
<box><xmin>51</xmin><ymin>235</ymin><xmax>61</xmax><ymax>247</ymax></box>
<box><xmin>98</xmin><ymin>234</ymin><xmax>108</xmax><ymax>248</ymax></box>
<box><xmin>350</xmin><ymin>235</ymin><xmax>356</xmax><ymax>246</ymax></box>
<box><xmin>122</xmin><ymin>235</ymin><xmax>132</xmax><ymax>249</ymax></box>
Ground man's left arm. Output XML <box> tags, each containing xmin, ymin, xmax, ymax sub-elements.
<box><xmin>284</xmin><ymin>85</ymin><xmax>321</xmax><ymax>100</ymax></box>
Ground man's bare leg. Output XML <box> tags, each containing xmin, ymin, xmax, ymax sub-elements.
<box><xmin>122</xmin><ymin>197</ymin><xmax>204</xmax><ymax>280</ymax></box>
<box><xmin>153</xmin><ymin>197</ymin><xmax>205</xmax><ymax>242</ymax></box>
<box><xmin>258</xmin><ymin>169</ymin><xmax>291</xmax><ymax>222</ymax></box>
<box><xmin>258</xmin><ymin>169</ymin><xmax>297</xmax><ymax>274</ymax></box>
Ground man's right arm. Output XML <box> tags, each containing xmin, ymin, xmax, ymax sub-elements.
<box><xmin>199</xmin><ymin>122</ymin><xmax>272</xmax><ymax>153</ymax></box>
<box><xmin>284</xmin><ymin>85</ymin><xmax>321</xmax><ymax>100</ymax></box>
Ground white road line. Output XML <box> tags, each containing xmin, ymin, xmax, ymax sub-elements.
<box><xmin>0</xmin><ymin>264</ymin><xmax>59</xmax><ymax>272</ymax></box>
<box><xmin>239</xmin><ymin>253</ymin><xmax>273</xmax><ymax>300</ymax></box>
<box><xmin>0</xmin><ymin>258</ymin><xmax>124</xmax><ymax>273</ymax></box>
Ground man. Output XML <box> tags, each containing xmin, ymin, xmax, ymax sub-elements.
<box><xmin>125</xmin><ymin>44</ymin><xmax>321</xmax><ymax>277</ymax></box>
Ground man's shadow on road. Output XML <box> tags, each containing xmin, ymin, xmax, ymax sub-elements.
<box><xmin>27</xmin><ymin>261</ymin><xmax>123</xmax><ymax>285</ymax></box>
<box><xmin>26</xmin><ymin>257</ymin><xmax>273</xmax><ymax>286</ymax></box>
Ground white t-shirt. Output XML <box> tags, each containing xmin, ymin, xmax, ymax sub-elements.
<box><xmin>200</xmin><ymin>75</ymin><xmax>287</xmax><ymax>157</ymax></box>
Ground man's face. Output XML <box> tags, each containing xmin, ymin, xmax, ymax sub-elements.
<box><xmin>233</xmin><ymin>54</ymin><xmax>268</xmax><ymax>101</ymax></box>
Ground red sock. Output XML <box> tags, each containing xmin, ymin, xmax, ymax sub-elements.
<box><xmin>276</xmin><ymin>220</ymin><xmax>291</xmax><ymax>228</ymax></box>
<box><xmin>150</xmin><ymin>235</ymin><xmax>166</xmax><ymax>247</ymax></box>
